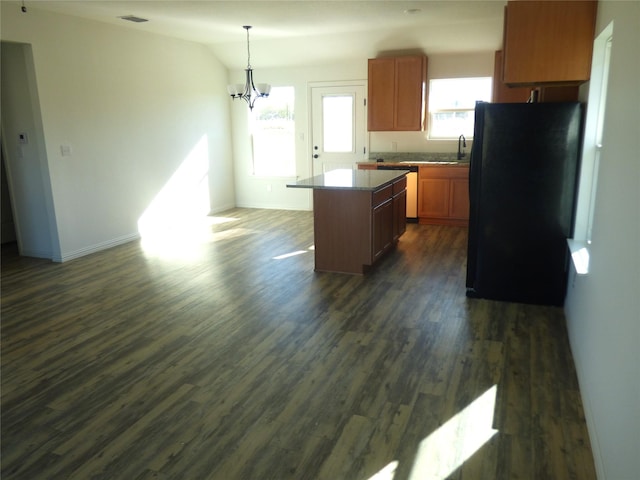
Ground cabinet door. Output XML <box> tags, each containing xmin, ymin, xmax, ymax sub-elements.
<box><xmin>503</xmin><ymin>1</ymin><xmax>597</xmax><ymax>85</ymax></box>
<box><xmin>495</xmin><ymin>51</ymin><xmax>580</xmax><ymax>103</ymax></box>
<box><xmin>395</xmin><ymin>56</ymin><xmax>425</xmax><ymax>131</ymax></box>
<box><xmin>419</xmin><ymin>178</ymin><xmax>450</xmax><ymax>218</ymax></box>
<box><xmin>493</xmin><ymin>50</ymin><xmax>530</xmax><ymax>103</ymax></box>
<box><xmin>372</xmin><ymin>199</ymin><xmax>394</xmax><ymax>261</ymax></box>
<box><xmin>449</xmin><ymin>178</ymin><xmax>470</xmax><ymax>220</ymax></box>
<box><xmin>368</xmin><ymin>58</ymin><xmax>395</xmax><ymax>131</ymax></box>
<box><xmin>393</xmin><ymin>189</ymin><xmax>407</xmax><ymax>241</ymax></box>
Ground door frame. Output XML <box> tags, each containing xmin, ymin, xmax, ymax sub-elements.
<box><xmin>307</xmin><ymin>80</ymin><xmax>369</xmax><ymax>177</ymax></box>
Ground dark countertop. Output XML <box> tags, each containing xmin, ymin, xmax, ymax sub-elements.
<box><xmin>366</xmin><ymin>152</ymin><xmax>471</xmax><ymax>166</ymax></box>
<box><xmin>287</xmin><ymin>169</ymin><xmax>409</xmax><ymax>191</ymax></box>
<box><xmin>359</xmin><ymin>160</ymin><xmax>470</xmax><ymax>167</ymax></box>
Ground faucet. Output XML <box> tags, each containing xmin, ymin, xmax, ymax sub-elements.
<box><xmin>457</xmin><ymin>134</ymin><xmax>467</xmax><ymax>160</ymax></box>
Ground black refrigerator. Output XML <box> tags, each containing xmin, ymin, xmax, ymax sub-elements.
<box><xmin>466</xmin><ymin>102</ymin><xmax>583</xmax><ymax>306</ymax></box>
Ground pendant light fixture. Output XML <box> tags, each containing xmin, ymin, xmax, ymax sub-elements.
<box><xmin>227</xmin><ymin>26</ymin><xmax>271</xmax><ymax>110</ymax></box>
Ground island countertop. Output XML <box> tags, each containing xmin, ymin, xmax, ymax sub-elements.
<box><xmin>287</xmin><ymin>168</ymin><xmax>409</xmax><ymax>191</ymax></box>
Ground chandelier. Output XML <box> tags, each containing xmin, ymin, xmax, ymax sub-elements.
<box><xmin>227</xmin><ymin>26</ymin><xmax>271</xmax><ymax>110</ymax></box>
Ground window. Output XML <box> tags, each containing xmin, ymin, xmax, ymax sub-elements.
<box><xmin>568</xmin><ymin>22</ymin><xmax>613</xmax><ymax>275</ymax></box>
<box><xmin>586</xmin><ymin>34</ymin><xmax>612</xmax><ymax>244</ymax></box>
<box><xmin>428</xmin><ymin>77</ymin><xmax>492</xmax><ymax>139</ymax></box>
<box><xmin>321</xmin><ymin>95</ymin><xmax>353</xmax><ymax>153</ymax></box>
<box><xmin>250</xmin><ymin>86</ymin><xmax>295</xmax><ymax>177</ymax></box>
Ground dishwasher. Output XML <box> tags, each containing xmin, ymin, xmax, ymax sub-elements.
<box><xmin>376</xmin><ymin>164</ymin><xmax>418</xmax><ymax>222</ymax></box>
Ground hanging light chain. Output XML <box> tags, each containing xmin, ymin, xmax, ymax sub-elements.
<box><xmin>245</xmin><ymin>25</ymin><xmax>252</xmax><ymax>69</ymax></box>
<box><xmin>227</xmin><ymin>25</ymin><xmax>271</xmax><ymax>110</ymax></box>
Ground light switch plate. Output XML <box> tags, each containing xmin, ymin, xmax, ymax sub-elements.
<box><xmin>60</xmin><ymin>145</ymin><xmax>72</xmax><ymax>156</ymax></box>
<box><xmin>18</xmin><ymin>132</ymin><xmax>28</xmax><ymax>144</ymax></box>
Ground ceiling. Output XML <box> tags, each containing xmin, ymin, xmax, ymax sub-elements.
<box><xmin>25</xmin><ymin>1</ymin><xmax>507</xmax><ymax>70</ymax></box>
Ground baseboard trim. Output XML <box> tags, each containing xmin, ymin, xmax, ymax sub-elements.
<box><xmin>55</xmin><ymin>232</ymin><xmax>140</xmax><ymax>263</ymax></box>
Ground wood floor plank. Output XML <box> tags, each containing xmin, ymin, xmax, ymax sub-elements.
<box><xmin>1</xmin><ymin>208</ymin><xmax>596</xmax><ymax>479</ymax></box>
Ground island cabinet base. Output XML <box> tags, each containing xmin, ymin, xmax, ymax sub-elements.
<box><xmin>312</xmin><ymin>179</ymin><xmax>406</xmax><ymax>274</ymax></box>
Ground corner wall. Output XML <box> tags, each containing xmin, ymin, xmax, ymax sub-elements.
<box><xmin>0</xmin><ymin>3</ymin><xmax>234</xmax><ymax>261</ymax></box>
<box><xmin>1</xmin><ymin>41</ymin><xmax>56</xmax><ymax>258</ymax></box>
<box><xmin>564</xmin><ymin>2</ymin><xmax>640</xmax><ymax>478</ymax></box>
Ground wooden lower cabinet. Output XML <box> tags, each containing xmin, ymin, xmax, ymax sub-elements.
<box><xmin>372</xmin><ymin>197</ymin><xmax>394</xmax><ymax>261</ymax></box>
<box><xmin>418</xmin><ymin>166</ymin><xmax>469</xmax><ymax>226</ymax></box>
<box><xmin>449</xmin><ymin>178</ymin><xmax>470</xmax><ymax>220</ymax></box>
<box><xmin>393</xmin><ymin>188</ymin><xmax>407</xmax><ymax>241</ymax></box>
<box><xmin>420</xmin><ymin>178</ymin><xmax>450</xmax><ymax>218</ymax></box>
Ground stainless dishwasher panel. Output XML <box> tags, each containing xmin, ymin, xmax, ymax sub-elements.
<box><xmin>406</xmin><ymin>171</ymin><xmax>418</xmax><ymax>220</ymax></box>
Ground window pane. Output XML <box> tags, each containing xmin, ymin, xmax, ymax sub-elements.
<box><xmin>429</xmin><ymin>111</ymin><xmax>475</xmax><ymax>138</ymax></box>
<box><xmin>428</xmin><ymin>77</ymin><xmax>492</xmax><ymax>139</ymax></box>
<box><xmin>251</xmin><ymin>87</ymin><xmax>295</xmax><ymax>177</ymax></box>
<box><xmin>429</xmin><ymin>77</ymin><xmax>492</xmax><ymax>110</ymax></box>
<box><xmin>322</xmin><ymin>95</ymin><xmax>353</xmax><ymax>152</ymax></box>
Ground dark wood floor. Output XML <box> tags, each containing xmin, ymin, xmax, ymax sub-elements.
<box><xmin>1</xmin><ymin>208</ymin><xmax>595</xmax><ymax>480</ymax></box>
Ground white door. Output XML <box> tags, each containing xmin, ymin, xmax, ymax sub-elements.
<box><xmin>310</xmin><ymin>83</ymin><xmax>367</xmax><ymax>177</ymax></box>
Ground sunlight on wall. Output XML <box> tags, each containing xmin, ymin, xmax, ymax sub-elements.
<box><xmin>138</xmin><ymin>135</ymin><xmax>246</xmax><ymax>260</ymax></box>
<box><xmin>408</xmin><ymin>385</ymin><xmax>498</xmax><ymax>480</ymax></box>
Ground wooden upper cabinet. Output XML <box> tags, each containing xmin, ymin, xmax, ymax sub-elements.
<box><xmin>368</xmin><ymin>55</ymin><xmax>427</xmax><ymax>131</ymax></box>
<box><xmin>502</xmin><ymin>1</ymin><xmax>597</xmax><ymax>86</ymax></box>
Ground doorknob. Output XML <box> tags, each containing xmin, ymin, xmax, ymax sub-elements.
<box><xmin>313</xmin><ymin>154</ymin><xmax>319</xmax><ymax>159</ymax></box>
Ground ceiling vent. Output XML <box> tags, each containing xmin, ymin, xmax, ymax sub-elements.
<box><xmin>118</xmin><ymin>15</ymin><xmax>148</xmax><ymax>23</ymax></box>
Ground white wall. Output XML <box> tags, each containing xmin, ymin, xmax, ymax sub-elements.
<box><xmin>564</xmin><ymin>2</ymin><xmax>640</xmax><ymax>479</ymax></box>
<box><xmin>231</xmin><ymin>51</ymin><xmax>493</xmax><ymax>211</ymax></box>
<box><xmin>0</xmin><ymin>3</ymin><xmax>233</xmax><ymax>261</ymax></box>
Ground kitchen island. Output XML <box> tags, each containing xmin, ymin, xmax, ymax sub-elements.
<box><xmin>287</xmin><ymin>169</ymin><xmax>408</xmax><ymax>274</ymax></box>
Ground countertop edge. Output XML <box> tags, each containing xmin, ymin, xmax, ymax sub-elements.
<box><xmin>287</xmin><ymin>170</ymin><xmax>409</xmax><ymax>191</ymax></box>
<box><xmin>357</xmin><ymin>161</ymin><xmax>471</xmax><ymax>167</ymax></box>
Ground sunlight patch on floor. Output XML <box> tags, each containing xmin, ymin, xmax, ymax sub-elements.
<box><xmin>368</xmin><ymin>461</ymin><xmax>398</xmax><ymax>480</ymax></box>
<box><xmin>272</xmin><ymin>245</ymin><xmax>314</xmax><ymax>260</ymax></box>
<box><xmin>408</xmin><ymin>385</ymin><xmax>498</xmax><ymax>480</ymax></box>
<box><xmin>367</xmin><ymin>385</ymin><xmax>498</xmax><ymax>480</ymax></box>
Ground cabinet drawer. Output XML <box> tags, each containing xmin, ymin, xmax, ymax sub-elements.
<box><xmin>373</xmin><ymin>185</ymin><xmax>393</xmax><ymax>207</ymax></box>
<box><xmin>358</xmin><ymin>163</ymin><xmax>378</xmax><ymax>170</ymax></box>
<box><xmin>393</xmin><ymin>176</ymin><xmax>407</xmax><ymax>195</ymax></box>
<box><xmin>419</xmin><ymin>166</ymin><xmax>469</xmax><ymax>179</ymax></box>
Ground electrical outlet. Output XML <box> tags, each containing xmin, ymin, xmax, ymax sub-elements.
<box><xmin>18</xmin><ymin>132</ymin><xmax>28</xmax><ymax>144</ymax></box>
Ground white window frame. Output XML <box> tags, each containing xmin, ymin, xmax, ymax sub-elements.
<box><xmin>568</xmin><ymin>22</ymin><xmax>613</xmax><ymax>275</ymax></box>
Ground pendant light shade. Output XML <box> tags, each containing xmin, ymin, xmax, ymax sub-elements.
<box><xmin>227</xmin><ymin>26</ymin><xmax>271</xmax><ymax>110</ymax></box>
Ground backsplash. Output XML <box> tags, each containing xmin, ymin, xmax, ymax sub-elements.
<box><xmin>369</xmin><ymin>152</ymin><xmax>468</xmax><ymax>163</ymax></box>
